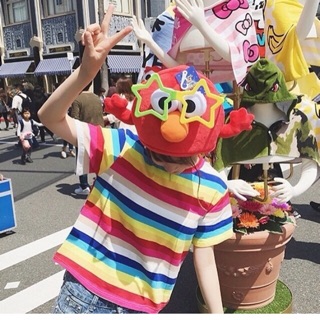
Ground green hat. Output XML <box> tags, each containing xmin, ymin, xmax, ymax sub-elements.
<box><xmin>241</xmin><ymin>59</ymin><xmax>297</xmax><ymax>109</ymax></box>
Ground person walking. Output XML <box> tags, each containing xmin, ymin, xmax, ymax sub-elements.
<box><xmin>32</xmin><ymin>85</ymin><xmax>56</xmax><ymax>143</ymax></box>
<box><xmin>17</xmin><ymin>107</ymin><xmax>42</xmax><ymax>165</ymax></box>
<box><xmin>5</xmin><ymin>86</ymin><xmax>16</xmax><ymax>128</ymax></box>
<box><xmin>38</xmin><ymin>5</ymin><xmax>233</xmax><ymax>314</ymax></box>
<box><xmin>10</xmin><ymin>83</ymin><xmax>33</xmax><ymax>126</ymax></box>
<box><xmin>69</xmin><ymin>83</ymin><xmax>104</xmax><ymax>195</ymax></box>
<box><xmin>61</xmin><ymin>138</ymin><xmax>76</xmax><ymax>158</ymax></box>
<box><xmin>0</xmin><ymin>88</ymin><xmax>10</xmax><ymax>131</ymax></box>
<box><xmin>60</xmin><ymin>108</ymin><xmax>75</xmax><ymax>158</ymax></box>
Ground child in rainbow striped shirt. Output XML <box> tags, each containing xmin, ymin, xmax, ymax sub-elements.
<box><xmin>38</xmin><ymin>4</ymin><xmax>236</xmax><ymax>314</ymax></box>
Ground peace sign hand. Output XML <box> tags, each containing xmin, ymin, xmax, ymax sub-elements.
<box><xmin>80</xmin><ymin>4</ymin><xmax>133</xmax><ymax>79</ymax></box>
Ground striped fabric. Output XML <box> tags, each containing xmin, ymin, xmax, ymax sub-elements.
<box><xmin>54</xmin><ymin>121</ymin><xmax>233</xmax><ymax>313</ymax></box>
<box><xmin>33</xmin><ymin>57</ymin><xmax>77</xmax><ymax>76</ymax></box>
<box><xmin>107</xmin><ymin>55</ymin><xmax>143</xmax><ymax>73</ymax></box>
<box><xmin>0</xmin><ymin>61</ymin><xmax>32</xmax><ymax>78</ymax></box>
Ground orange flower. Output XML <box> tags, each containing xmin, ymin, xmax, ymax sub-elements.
<box><xmin>237</xmin><ymin>212</ymin><xmax>260</xmax><ymax>229</ymax></box>
<box><xmin>230</xmin><ymin>187</ymin><xmax>294</xmax><ymax>234</ymax></box>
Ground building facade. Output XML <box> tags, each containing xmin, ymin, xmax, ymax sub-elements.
<box><xmin>0</xmin><ymin>0</ymin><xmax>169</xmax><ymax>93</ymax></box>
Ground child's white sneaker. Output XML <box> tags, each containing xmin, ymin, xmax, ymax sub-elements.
<box><xmin>74</xmin><ymin>187</ymin><xmax>90</xmax><ymax>195</ymax></box>
<box><xmin>69</xmin><ymin>150</ymin><xmax>76</xmax><ymax>157</ymax></box>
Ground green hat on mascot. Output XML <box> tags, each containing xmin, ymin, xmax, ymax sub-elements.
<box><xmin>241</xmin><ymin>58</ymin><xmax>297</xmax><ymax>110</ymax></box>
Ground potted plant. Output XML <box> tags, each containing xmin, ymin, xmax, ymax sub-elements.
<box><xmin>212</xmin><ymin>182</ymin><xmax>296</xmax><ymax>310</ymax></box>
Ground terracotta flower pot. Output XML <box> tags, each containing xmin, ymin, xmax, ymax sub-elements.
<box><xmin>214</xmin><ymin>222</ymin><xmax>295</xmax><ymax>310</ymax></box>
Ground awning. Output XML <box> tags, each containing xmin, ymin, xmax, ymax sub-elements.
<box><xmin>107</xmin><ymin>55</ymin><xmax>142</xmax><ymax>73</ymax></box>
<box><xmin>0</xmin><ymin>61</ymin><xmax>33</xmax><ymax>78</ymax></box>
<box><xmin>34</xmin><ymin>57</ymin><xmax>78</xmax><ymax>76</ymax></box>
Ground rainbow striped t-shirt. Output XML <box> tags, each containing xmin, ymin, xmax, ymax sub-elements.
<box><xmin>54</xmin><ymin>120</ymin><xmax>233</xmax><ymax>313</ymax></box>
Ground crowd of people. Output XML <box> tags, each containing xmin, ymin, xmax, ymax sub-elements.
<box><xmin>0</xmin><ymin>74</ymin><xmax>138</xmax><ymax>196</ymax></box>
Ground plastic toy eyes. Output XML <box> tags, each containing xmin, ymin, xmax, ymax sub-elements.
<box><xmin>150</xmin><ymin>89</ymin><xmax>179</xmax><ymax>114</ymax></box>
<box><xmin>180</xmin><ymin>91</ymin><xmax>207</xmax><ymax>118</ymax></box>
<box><xmin>243</xmin><ymin>82</ymin><xmax>252</xmax><ymax>92</ymax></box>
<box><xmin>270</xmin><ymin>81</ymin><xmax>279</xmax><ymax>92</ymax></box>
<box><xmin>142</xmin><ymin>70</ymin><xmax>155</xmax><ymax>82</ymax></box>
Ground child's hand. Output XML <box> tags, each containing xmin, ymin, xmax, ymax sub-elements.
<box><xmin>80</xmin><ymin>4</ymin><xmax>132</xmax><ymax>79</ymax></box>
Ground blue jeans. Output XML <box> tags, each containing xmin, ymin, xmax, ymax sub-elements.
<box><xmin>53</xmin><ymin>271</ymin><xmax>145</xmax><ymax>314</ymax></box>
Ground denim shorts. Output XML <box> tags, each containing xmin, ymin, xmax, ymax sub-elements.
<box><xmin>53</xmin><ymin>271</ymin><xmax>145</xmax><ymax>314</ymax></box>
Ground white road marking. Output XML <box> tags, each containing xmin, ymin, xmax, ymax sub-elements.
<box><xmin>0</xmin><ymin>271</ymin><xmax>64</xmax><ymax>314</ymax></box>
<box><xmin>4</xmin><ymin>282</ymin><xmax>20</xmax><ymax>290</ymax></box>
<box><xmin>0</xmin><ymin>227</ymin><xmax>71</xmax><ymax>271</ymax></box>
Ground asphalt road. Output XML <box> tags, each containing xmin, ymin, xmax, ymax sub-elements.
<box><xmin>0</xmin><ymin>126</ymin><xmax>320</xmax><ymax>314</ymax></box>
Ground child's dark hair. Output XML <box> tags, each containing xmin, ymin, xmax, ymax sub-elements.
<box><xmin>21</xmin><ymin>107</ymin><xmax>31</xmax><ymax>114</ymax></box>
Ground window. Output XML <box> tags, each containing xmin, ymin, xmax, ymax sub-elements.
<box><xmin>57</xmin><ymin>32</ymin><xmax>64</xmax><ymax>42</ymax></box>
<box><xmin>5</xmin><ymin>0</ymin><xmax>29</xmax><ymax>24</ymax></box>
<box><xmin>109</xmin><ymin>0</ymin><xmax>132</xmax><ymax>15</ymax></box>
<box><xmin>46</xmin><ymin>0</ymin><xmax>74</xmax><ymax>16</ymax></box>
<box><xmin>16</xmin><ymin>38</ymin><xmax>22</xmax><ymax>48</ymax></box>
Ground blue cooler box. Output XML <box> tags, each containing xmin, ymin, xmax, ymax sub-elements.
<box><xmin>0</xmin><ymin>178</ymin><xmax>17</xmax><ymax>233</ymax></box>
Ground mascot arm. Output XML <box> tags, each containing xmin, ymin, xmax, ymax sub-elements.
<box><xmin>226</xmin><ymin>179</ymin><xmax>260</xmax><ymax>201</ymax></box>
<box><xmin>131</xmin><ymin>16</ymin><xmax>178</xmax><ymax>68</ymax></box>
<box><xmin>175</xmin><ymin>0</ymin><xmax>230</xmax><ymax>61</ymax></box>
<box><xmin>219</xmin><ymin>167</ymin><xmax>260</xmax><ymax>201</ymax></box>
<box><xmin>270</xmin><ymin>158</ymin><xmax>319</xmax><ymax>203</ymax></box>
<box><xmin>104</xmin><ymin>94</ymin><xmax>134</xmax><ymax>125</ymax></box>
<box><xmin>296</xmin><ymin>0</ymin><xmax>319</xmax><ymax>42</ymax></box>
<box><xmin>219</xmin><ymin>108</ymin><xmax>254</xmax><ymax>138</ymax></box>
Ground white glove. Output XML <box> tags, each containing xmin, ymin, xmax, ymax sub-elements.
<box><xmin>130</xmin><ymin>16</ymin><xmax>178</xmax><ymax>68</ymax></box>
<box><xmin>270</xmin><ymin>159</ymin><xmax>319</xmax><ymax>202</ymax></box>
<box><xmin>130</xmin><ymin>16</ymin><xmax>154</xmax><ymax>46</ymax></box>
<box><xmin>175</xmin><ymin>0</ymin><xmax>230</xmax><ymax>61</ymax></box>
<box><xmin>268</xmin><ymin>178</ymin><xmax>294</xmax><ymax>203</ymax></box>
<box><xmin>175</xmin><ymin>0</ymin><xmax>205</xmax><ymax>29</ymax></box>
<box><xmin>226</xmin><ymin>179</ymin><xmax>260</xmax><ymax>201</ymax></box>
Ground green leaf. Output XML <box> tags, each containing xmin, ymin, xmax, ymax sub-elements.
<box><xmin>234</xmin><ymin>227</ymin><xmax>247</xmax><ymax>234</ymax></box>
<box><xmin>285</xmin><ymin>216</ymin><xmax>296</xmax><ymax>225</ymax></box>
<box><xmin>263</xmin><ymin>220</ymin><xmax>283</xmax><ymax>234</ymax></box>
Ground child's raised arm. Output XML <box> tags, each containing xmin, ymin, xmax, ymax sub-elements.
<box><xmin>38</xmin><ymin>4</ymin><xmax>132</xmax><ymax>147</ymax></box>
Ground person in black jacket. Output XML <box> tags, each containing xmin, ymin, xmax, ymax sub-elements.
<box><xmin>32</xmin><ymin>85</ymin><xmax>56</xmax><ymax>143</ymax></box>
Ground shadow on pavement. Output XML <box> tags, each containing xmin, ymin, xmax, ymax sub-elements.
<box><xmin>284</xmin><ymin>237</ymin><xmax>320</xmax><ymax>264</ymax></box>
<box><xmin>56</xmin><ymin>182</ymin><xmax>89</xmax><ymax>199</ymax></box>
